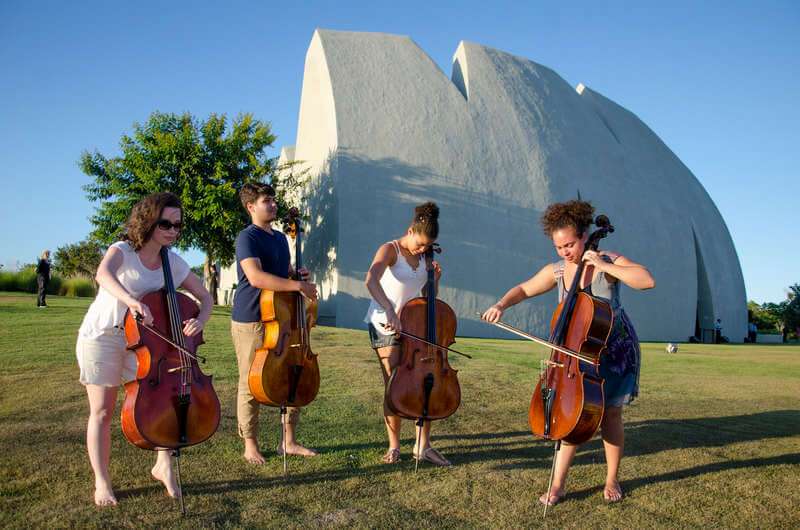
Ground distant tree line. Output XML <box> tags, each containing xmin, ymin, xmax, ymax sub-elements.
<box><xmin>748</xmin><ymin>283</ymin><xmax>800</xmax><ymax>340</ymax></box>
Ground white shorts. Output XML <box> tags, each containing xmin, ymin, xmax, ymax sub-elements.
<box><xmin>76</xmin><ymin>330</ymin><xmax>137</xmax><ymax>387</ymax></box>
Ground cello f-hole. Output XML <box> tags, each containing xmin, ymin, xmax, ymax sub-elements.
<box><xmin>149</xmin><ymin>356</ymin><xmax>167</xmax><ymax>387</ymax></box>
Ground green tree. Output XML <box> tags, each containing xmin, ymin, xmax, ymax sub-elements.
<box><xmin>750</xmin><ymin>284</ymin><xmax>800</xmax><ymax>340</ymax></box>
<box><xmin>748</xmin><ymin>300</ymin><xmax>779</xmax><ymax>332</ymax></box>
<box><xmin>53</xmin><ymin>239</ymin><xmax>104</xmax><ymax>282</ymax></box>
<box><xmin>782</xmin><ymin>284</ymin><xmax>800</xmax><ymax>337</ymax></box>
<box><xmin>80</xmin><ymin>112</ymin><xmax>305</xmax><ymax>300</ymax></box>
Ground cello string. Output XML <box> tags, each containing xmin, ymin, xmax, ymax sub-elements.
<box><xmin>162</xmin><ymin>248</ymin><xmax>189</xmax><ymax>393</ymax></box>
<box><xmin>167</xmin><ymin>264</ymin><xmax>188</xmax><ymax>391</ymax></box>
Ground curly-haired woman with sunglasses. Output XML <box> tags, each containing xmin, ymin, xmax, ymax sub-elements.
<box><xmin>75</xmin><ymin>192</ymin><xmax>213</xmax><ymax>506</ymax></box>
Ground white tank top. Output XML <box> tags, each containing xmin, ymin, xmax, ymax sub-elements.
<box><xmin>78</xmin><ymin>241</ymin><xmax>190</xmax><ymax>339</ymax></box>
<box><xmin>364</xmin><ymin>240</ymin><xmax>427</xmax><ymax>336</ymax></box>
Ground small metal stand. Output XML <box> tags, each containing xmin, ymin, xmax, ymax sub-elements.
<box><xmin>171</xmin><ymin>448</ymin><xmax>186</xmax><ymax>516</ymax></box>
<box><xmin>280</xmin><ymin>405</ymin><xmax>288</xmax><ymax>476</ymax></box>
<box><xmin>414</xmin><ymin>417</ymin><xmax>424</xmax><ymax>473</ymax></box>
<box><xmin>543</xmin><ymin>441</ymin><xmax>560</xmax><ymax>518</ymax></box>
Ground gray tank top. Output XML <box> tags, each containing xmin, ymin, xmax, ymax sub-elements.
<box><xmin>553</xmin><ymin>252</ymin><xmax>622</xmax><ymax>312</ymax></box>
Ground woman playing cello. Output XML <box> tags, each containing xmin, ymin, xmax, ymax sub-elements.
<box><xmin>481</xmin><ymin>200</ymin><xmax>654</xmax><ymax>504</ymax></box>
<box><xmin>76</xmin><ymin>192</ymin><xmax>213</xmax><ymax>505</ymax></box>
<box><xmin>364</xmin><ymin>202</ymin><xmax>451</xmax><ymax>466</ymax></box>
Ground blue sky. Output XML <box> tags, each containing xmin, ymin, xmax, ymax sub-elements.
<box><xmin>0</xmin><ymin>1</ymin><xmax>797</xmax><ymax>303</ymax></box>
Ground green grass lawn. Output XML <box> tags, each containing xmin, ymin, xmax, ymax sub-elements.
<box><xmin>1</xmin><ymin>292</ymin><xmax>798</xmax><ymax>529</ymax></box>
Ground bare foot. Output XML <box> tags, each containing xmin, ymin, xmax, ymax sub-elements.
<box><xmin>243</xmin><ymin>437</ymin><xmax>266</xmax><ymax>464</ymax></box>
<box><xmin>277</xmin><ymin>442</ymin><xmax>318</xmax><ymax>457</ymax></box>
<box><xmin>151</xmin><ymin>464</ymin><xmax>181</xmax><ymax>499</ymax></box>
<box><xmin>604</xmin><ymin>481</ymin><xmax>623</xmax><ymax>502</ymax></box>
<box><xmin>94</xmin><ymin>484</ymin><xmax>117</xmax><ymax>506</ymax></box>
<box><xmin>539</xmin><ymin>488</ymin><xmax>565</xmax><ymax>506</ymax></box>
<box><xmin>243</xmin><ymin>446</ymin><xmax>266</xmax><ymax>464</ymax></box>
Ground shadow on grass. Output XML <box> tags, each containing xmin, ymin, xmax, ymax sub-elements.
<box><xmin>593</xmin><ymin>410</ymin><xmax>800</xmax><ymax>459</ymax></box>
<box><xmin>113</xmin><ymin>411</ymin><xmax>800</xmax><ymax>502</ymax></box>
<box><xmin>112</xmin><ymin>431</ymin><xmax>552</xmax><ymax>503</ymax></box>
<box><xmin>487</xmin><ymin>410</ymin><xmax>800</xmax><ymax>471</ymax></box>
<box><xmin>565</xmin><ymin>452</ymin><xmax>800</xmax><ymax>502</ymax></box>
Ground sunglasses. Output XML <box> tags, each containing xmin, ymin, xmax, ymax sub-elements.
<box><xmin>155</xmin><ymin>219</ymin><xmax>183</xmax><ymax>231</ymax></box>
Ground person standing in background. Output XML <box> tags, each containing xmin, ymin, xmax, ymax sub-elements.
<box><xmin>36</xmin><ymin>250</ymin><xmax>51</xmax><ymax>307</ymax></box>
<box><xmin>748</xmin><ymin>321</ymin><xmax>757</xmax><ymax>343</ymax></box>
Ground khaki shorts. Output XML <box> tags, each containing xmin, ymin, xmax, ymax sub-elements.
<box><xmin>76</xmin><ymin>330</ymin><xmax>137</xmax><ymax>387</ymax></box>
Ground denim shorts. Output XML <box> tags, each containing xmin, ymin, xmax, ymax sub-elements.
<box><xmin>368</xmin><ymin>323</ymin><xmax>400</xmax><ymax>349</ymax></box>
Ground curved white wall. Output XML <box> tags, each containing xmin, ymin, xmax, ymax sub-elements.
<box><xmin>286</xmin><ymin>29</ymin><xmax>747</xmax><ymax>342</ymax></box>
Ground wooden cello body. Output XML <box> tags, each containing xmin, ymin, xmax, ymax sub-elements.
<box><xmin>528</xmin><ymin>216</ymin><xmax>615</xmax><ymax>445</ymax></box>
<box><xmin>121</xmin><ymin>248</ymin><xmax>221</xmax><ymax>450</ymax></box>
<box><xmin>386</xmin><ymin>245</ymin><xmax>461</xmax><ymax>422</ymax></box>
<box><xmin>528</xmin><ymin>292</ymin><xmax>612</xmax><ymax>444</ymax></box>
<box><xmin>248</xmin><ymin>209</ymin><xmax>320</xmax><ymax>409</ymax></box>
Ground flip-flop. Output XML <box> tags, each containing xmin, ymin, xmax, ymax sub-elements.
<box><xmin>412</xmin><ymin>447</ymin><xmax>452</xmax><ymax>466</ymax></box>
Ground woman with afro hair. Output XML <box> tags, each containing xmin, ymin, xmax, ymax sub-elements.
<box><xmin>482</xmin><ymin>200</ymin><xmax>655</xmax><ymax>505</ymax></box>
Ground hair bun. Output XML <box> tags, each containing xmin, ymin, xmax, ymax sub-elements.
<box><xmin>414</xmin><ymin>201</ymin><xmax>439</xmax><ymax>222</ymax></box>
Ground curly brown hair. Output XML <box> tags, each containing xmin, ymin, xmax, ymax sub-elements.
<box><xmin>123</xmin><ymin>192</ymin><xmax>183</xmax><ymax>250</ymax></box>
<box><xmin>541</xmin><ymin>200</ymin><xmax>595</xmax><ymax>237</ymax></box>
<box><xmin>410</xmin><ymin>201</ymin><xmax>439</xmax><ymax>239</ymax></box>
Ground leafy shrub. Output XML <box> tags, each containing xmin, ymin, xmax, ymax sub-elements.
<box><xmin>47</xmin><ymin>276</ymin><xmax>62</xmax><ymax>295</ymax></box>
<box><xmin>7</xmin><ymin>268</ymin><xmax>38</xmax><ymax>292</ymax></box>
<box><xmin>0</xmin><ymin>270</ymin><xmax>94</xmax><ymax>297</ymax></box>
<box><xmin>58</xmin><ymin>278</ymin><xmax>96</xmax><ymax>297</ymax></box>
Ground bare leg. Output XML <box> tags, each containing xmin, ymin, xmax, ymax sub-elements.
<box><xmin>85</xmin><ymin>385</ymin><xmax>118</xmax><ymax>506</ymax></box>
<box><xmin>601</xmin><ymin>405</ymin><xmax>624</xmax><ymax>501</ymax></box>
<box><xmin>540</xmin><ymin>442</ymin><xmax>578</xmax><ymax>505</ymax></box>
<box><xmin>415</xmin><ymin>419</ymin><xmax>432</xmax><ymax>452</ymax></box>
<box><xmin>377</xmin><ymin>346</ymin><xmax>402</xmax><ymax>452</ymax></box>
<box><xmin>151</xmin><ymin>450</ymin><xmax>181</xmax><ymax>498</ymax></box>
<box><xmin>280</xmin><ymin>421</ymin><xmax>318</xmax><ymax>456</ymax></box>
<box><xmin>243</xmin><ymin>437</ymin><xmax>266</xmax><ymax>464</ymax></box>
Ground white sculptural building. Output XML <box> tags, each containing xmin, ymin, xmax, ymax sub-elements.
<box><xmin>223</xmin><ymin>29</ymin><xmax>747</xmax><ymax>343</ymax></box>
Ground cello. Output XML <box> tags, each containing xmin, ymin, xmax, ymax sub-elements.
<box><xmin>528</xmin><ymin>215</ymin><xmax>615</xmax><ymax>445</ymax></box>
<box><xmin>121</xmin><ymin>246</ymin><xmax>221</xmax><ymax>514</ymax></box>
<box><xmin>385</xmin><ymin>244</ymin><xmax>467</xmax><ymax>470</ymax></box>
<box><xmin>248</xmin><ymin>207</ymin><xmax>320</xmax><ymax>473</ymax></box>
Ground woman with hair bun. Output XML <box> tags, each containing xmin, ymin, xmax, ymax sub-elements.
<box><xmin>482</xmin><ymin>200</ymin><xmax>655</xmax><ymax>505</ymax></box>
<box><xmin>364</xmin><ymin>201</ymin><xmax>451</xmax><ymax>466</ymax></box>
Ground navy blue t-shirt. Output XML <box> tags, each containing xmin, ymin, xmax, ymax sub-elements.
<box><xmin>232</xmin><ymin>224</ymin><xmax>291</xmax><ymax>323</ymax></box>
